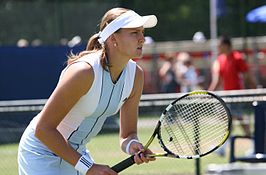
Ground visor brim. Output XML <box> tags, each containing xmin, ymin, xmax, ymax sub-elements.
<box><xmin>122</xmin><ymin>15</ymin><xmax>157</xmax><ymax>28</ymax></box>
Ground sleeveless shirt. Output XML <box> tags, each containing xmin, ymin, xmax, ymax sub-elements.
<box><xmin>22</xmin><ymin>51</ymin><xmax>136</xmax><ymax>151</ymax></box>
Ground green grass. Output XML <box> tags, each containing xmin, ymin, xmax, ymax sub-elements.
<box><xmin>0</xmin><ymin>143</ymin><xmax>18</xmax><ymax>175</ymax></box>
<box><xmin>0</xmin><ymin>117</ymin><xmax>251</xmax><ymax>175</ymax></box>
<box><xmin>88</xmin><ymin>126</ymin><xmax>229</xmax><ymax>175</ymax></box>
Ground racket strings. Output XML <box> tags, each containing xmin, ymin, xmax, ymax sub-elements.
<box><xmin>164</xmin><ymin>111</ymin><xmax>196</xmax><ymax>155</ymax></box>
<box><xmin>171</xmin><ymin>97</ymin><xmax>208</xmax><ymax>155</ymax></box>
<box><xmin>160</xmin><ymin>94</ymin><xmax>229</xmax><ymax>157</ymax></box>
<box><xmin>187</xmin><ymin>96</ymin><xmax>228</xmax><ymax>153</ymax></box>
<box><xmin>173</xmin><ymin>112</ymin><xmax>198</xmax><ymax>154</ymax></box>
<box><xmin>191</xmin><ymin>101</ymin><xmax>228</xmax><ymax>138</ymax></box>
<box><xmin>161</xmin><ymin>107</ymin><xmax>199</xmax><ymax>155</ymax></box>
<box><xmin>175</xmin><ymin>98</ymin><xmax>206</xmax><ymax>155</ymax></box>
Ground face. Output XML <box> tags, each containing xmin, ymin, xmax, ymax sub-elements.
<box><xmin>218</xmin><ymin>42</ymin><xmax>229</xmax><ymax>54</ymax></box>
<box><xmin>113</xmin><ymin>27</ymin><xmax>145</xmax><ymax>58</ymax></box>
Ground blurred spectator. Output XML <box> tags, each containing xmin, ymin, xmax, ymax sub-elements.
<box><xmin>17</xmin><ymin>38</ymin><xmax>29</xmax><ymax>47</ymax></box>
<box><xmin>176</xmin><ymin>52</ymin><xmax>199</xmax><ymax>92</ymax></box>
<box><xmin>192</xmin><ymin>31</ymin><xmax>206</xmax><ymax>43</ymax></box>
<box><xmin>144</xmin><ymin>36</ymin><xmax>154</xmax><ymax>45</ymax></box>
<box><xmin>67</xmin><ymin>35</ymin><xmax>82</xmax><ymax>47</ymax></box>
<box><xmin>31</xmin><ymin>39</ymin><xmax>42</xmax><ymax>47</ymax></box>
<box><xmin>60</xmin><ymin>38</ymin><xmax>69</xmax><ymax>46</ymax></box>
<box><xmin>209</xmin><ymin>36</ymin><xmax>256</xmax><ymax>92</ymax></box>
<box><xmin>158</xmin><ymin>52</ymin><xmax>179</xmax><ymax>93</ymax></box>
<box><xmin>208</xmin><ymin>36</ymin><xmax>256</xmax><ymax>156</ymax></box>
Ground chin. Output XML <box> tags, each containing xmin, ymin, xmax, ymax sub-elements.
<box><xmin>135</xmin><ymin>51</ymin><xmax>143</xmax><ymax>58</ymax></box>
<box><xmin>133</xmin><ymin>54</ymin><xmax>142</xmax><ymax>59</ymax></box>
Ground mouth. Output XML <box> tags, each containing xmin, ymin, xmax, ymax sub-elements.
<box><xmin>137</xmin><ymin>46</ymin><xmax>143</xmax><ymax>51</ymax></box>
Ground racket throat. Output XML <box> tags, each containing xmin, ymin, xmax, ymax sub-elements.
<box><xmin>147</xmin><ymin>153</ymin><xmax>175</xmax><ymax>158</ymax></box>
<box><xmin>144</xmin><ymin>122</ymin><xmax>161</xmax><ymax>150</ymax></box>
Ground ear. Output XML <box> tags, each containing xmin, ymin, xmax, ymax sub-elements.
<box><xmin>110</xmin><ymin>34</ymin><xmax>118</xmax><ymax>47</ymax></box>
<box><xmin>110</xmin><ymin>34</ymin><xmax>117</xmax><ymax>42</ymax></box>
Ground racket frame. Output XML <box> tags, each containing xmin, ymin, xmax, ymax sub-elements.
<box><xmin>111</xmin><ymin>90</ymin><xmax>232</xmax><ymax>173</ymax></box>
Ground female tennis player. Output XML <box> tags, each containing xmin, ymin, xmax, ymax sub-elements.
<box><xmin>18</xmin><ymin>7</ymin><xmax>157</xmax><ymax>175</ymax></box>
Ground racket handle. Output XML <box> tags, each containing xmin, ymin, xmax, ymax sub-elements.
<box><xmin>111</xmin><ymin>155</ymin><xmax>135</xmax><ymax>173</ymax></box>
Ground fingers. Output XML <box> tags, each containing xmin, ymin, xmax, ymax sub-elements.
<box><xmin>107</xmin><ymin>166</ymin><xmax>118</xmax><ymax>175</ymax></box>
<box><xmin>87</xmin><ymin>164</ymin><xmax>117</xmax><ymax>175</ymax></box>
<box><xmin>145</xmin><ymin>149</ymin><xmax>156</xmax><ymax>161</ymax></box>
<box><xmin>129</xmin><ymin>142</ymin><xmax>156</xmax><ymax>165</ymax></box>
<box><xmin>133</xmin><ymin>152</ymin><xmax>147</xmax><ymax>164</ymax></box>
<box><xmin>133</xmin><ymin>150</ymin><xmax>156</xmax><ymax>165</ymax></box>
<box><xmin>130</xmin><ymin>141</ymin><xmax>144</xmax><ymax>154</ymax></box>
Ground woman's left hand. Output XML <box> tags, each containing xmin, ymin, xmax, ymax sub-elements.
<box><xmin>129</xmin><ymin>142</ymin><xmax>156</xmax><ymax>164</ymax></box>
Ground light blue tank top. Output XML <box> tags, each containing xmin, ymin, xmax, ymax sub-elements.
<box><xmin>18</xmin><ymin>51</ymin><xmax>137</xmax><ymax>175</ymax></box>
<box><xmin>22</xmin><ymin>51</ymin><xmax>136</xmax><ymax>153</ymax></box>
<box><xmin>68</xmin><ymin>68</ymin><xmax>126</xmax><ymax>145</ymax></box>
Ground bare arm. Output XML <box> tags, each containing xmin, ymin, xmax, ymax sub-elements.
<box><xmin>119</xmin><ymin>65</ymin><xmax>143</xmax><ymax>149</ymax></box>
<box><xmin>158</xmin><ymin>62</ymin><xmax>171</xmax><ymax>78</ymax></box>
<box><xmin>208</xmin><ymin>60</ymin><xmax>221</xmax><ymax>91</ymax></box>
<box><xmin>119</xmin><ymin>65</ymin><xmax>155</xmax><ymax>164</ymax></box>
<box><xmin>35</xmin><ymin>62</ymin><xmax>93</xmax><ymax>166</ymax></box>
<box><xmin>35</xmin><ymin>62</ymin><xmax>117</xmax><ymax>175</ymax></box>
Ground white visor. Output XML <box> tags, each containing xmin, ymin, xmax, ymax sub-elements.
<box><xmin>98</xmin><ymin>10</ymin><xmax>157</xmax><ymax>44</ymax></box>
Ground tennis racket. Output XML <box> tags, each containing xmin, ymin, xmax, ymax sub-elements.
<box><xmin>111</xmin><ymin>90</ymin><xmax>232</xmax><ymax>173</ymax></box>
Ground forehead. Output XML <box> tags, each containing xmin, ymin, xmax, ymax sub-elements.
<box><xmin>218</xmin><ymin>41</ymin><xmax>225</xmax><ymax>46</ymax></box>
<box><xmin>120</xmin><ymin>27</ymin><xmax>144</xmax><ymax>32</ymax></box>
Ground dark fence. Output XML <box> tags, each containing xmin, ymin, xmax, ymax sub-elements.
<box><xmin>0</xmin><ymin>45</ymin><xmax>85</xmax><ymax>100</ymax></box>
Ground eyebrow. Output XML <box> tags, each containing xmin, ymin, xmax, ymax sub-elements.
<box><xmin>129</xmin><ymin>28</ymin><xmax>145</xmax><ymax>32</ymax></box>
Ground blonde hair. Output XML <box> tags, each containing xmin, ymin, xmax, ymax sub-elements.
<box><xmin>67</xmin><ymin>7</ymin><xmax>129</xmax><ymax>67</ymax></box>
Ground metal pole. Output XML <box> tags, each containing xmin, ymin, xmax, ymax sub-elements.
<box><xmin>210</xmin><ymin>0</ymin><xmax>218</xmax><ymax>62</ymax></box>
<box><xmin>194</xmin><ymin>1</ymin><xmax>218</xmax><ymax>175</ymax></box>
<box><xmin>195</xmin><ymin>158</ymin><xmax>201</xmax><ymax>175</ymax></box>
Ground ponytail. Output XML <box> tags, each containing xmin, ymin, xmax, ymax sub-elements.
<box><xmin>67</xmin><ymin>33</ymin><xmax>104</xmax><ymax>65</ymax></box>
<box><xmin>86</xmin><ymin>33</ymin><xmax>102</xmax><ymax>51</ymax></box>
<box><xmin>67</xmin><ymin>7</ymin><xmax>128</xmax><ymax>66</ymax></box>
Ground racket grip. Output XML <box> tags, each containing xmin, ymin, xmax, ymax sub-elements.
<box><xmin>111</xmin><ymin>155</ymin><xmax>135</xmax><ymax>173</ymax></box>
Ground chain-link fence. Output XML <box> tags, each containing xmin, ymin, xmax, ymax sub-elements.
<box><xmin>1</xmin><ymin>89</ymin><xmax>266</xmax><ymax>175</ymax></box>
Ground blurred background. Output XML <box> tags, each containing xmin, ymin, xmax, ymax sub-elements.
<box><xmin>1</xmin><ymin>0</ymin><xmax>266</xmax><ymax>175</ymax></box>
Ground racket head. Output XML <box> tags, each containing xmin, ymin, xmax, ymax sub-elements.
<box><xmin>157</xmin><ymin>90</ymin><xmax>232</xmax><ymax>159</ymax></box>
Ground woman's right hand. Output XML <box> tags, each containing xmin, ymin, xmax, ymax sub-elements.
<box><xmin>87</xmin><ymin>164</ymin><xmax>117</xmax><ymax>175</ymax></box>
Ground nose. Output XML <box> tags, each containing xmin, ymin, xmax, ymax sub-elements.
<box><xmin>139</xmin><ymin>33</ymin><xmax>145</xmax><ymax>43</ymax></box>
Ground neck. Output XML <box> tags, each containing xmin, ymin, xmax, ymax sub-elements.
<box><xmin>225</xmin><ymin>51</ymin><xmax>231</xmax><ymax>56</ymax></box>
<box><xmin>106</xmin><ymin>51</ymin><xmax>130</xmax><ymax>83</ymax></box>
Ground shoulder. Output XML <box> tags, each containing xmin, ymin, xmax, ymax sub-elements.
<box><xmin>79</xmin><ymin>51</ymin><xmax>102</xmax><ymax>65</ymax></box>
<box><xmin>232</xmin><ymin>51</ymin><xmax>248</xmax><ymax>65</ymax></box>
<box><xmin>63</xmin><ymin>51</ymin><xmax>102</xmax><ymax>83</ymax></box>
<box><xmin>217</xmin><ymin>54</ymin><xmax>226</xmax><ymax>61</ymax></box>
<box><xmin>68</xmin><ymin>61</ymin><xmax>93</xmax><ymax>77</ymax></box>
<box><xmin>135</xmin><ymin>64</ymin><xmax>144</xmax><ymax>79</ymax></box>
<box><xmin>131</xmin><ymin>63</ymin><xmax>144</xmax><ymax>88</ymax></box>
<box><xmin>132</xmin><ymin>64</ymin><xmax>144</xmax><ymax>90</ymax></box>
<box><xmin>232</xmin><ymin>51</ymin><xmax>244</xmax><ymax>60</ymax></box>
<box><xmin>213</xmin><ymin>59</ymin><xmax>220</xmax><ymax>67</ymax></box>
<box><xmin>211</xmin><ymin>59</ymin><xmax>220</xmax><ymax>73</ymax></box>
<box><xmin>61</xmin><ymin>62</ymin><xmax>94</xmax><ymax>95</ymax></box>
<box><xmin>128</xmin><ymin>63</ymin><xmax>144</xmax><ymax>99</ymax></box>
<box><xmin>125</xmin><ymin>59</ymin><xmax>141</xmax><ymax>77</ymax></box>
<box><xmin>161</xmin><ymin>61</ymin><xmax>171</xmax><ymax>69</ymax></box>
